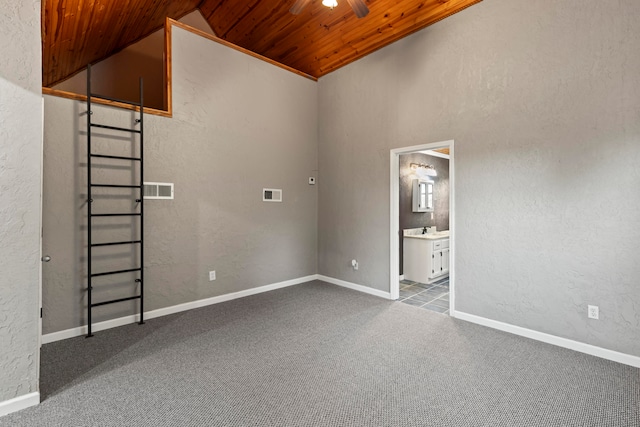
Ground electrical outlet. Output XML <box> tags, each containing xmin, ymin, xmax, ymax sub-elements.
<box><xmin>209</xmin><ymin>271</ymin><xmax>216</xmax><ymax>281</ymax></box>
<box><xmin>351</xmin><ymin>259</ymin><xmax>358</xmax><ymax>270</ymax></box>
<box><xmin>588</xmin><ymin>305</ymin><xmax>599</xmax><ymax>320</ymax></box>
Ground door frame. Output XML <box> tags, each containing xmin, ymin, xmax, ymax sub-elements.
<box><xmin>389</xmin><ymin>140</ymin><xmax>455</xmax><ymax>313</ymax></box>
<box><xmin>37</xmin><ymin>97</ymin><xmax>44</xmax><ymax>384</ymax></box>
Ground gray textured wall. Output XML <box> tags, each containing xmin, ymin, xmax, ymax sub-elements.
<box><xmin>318</xmin><ymin>0</ymin><xmax>640</xmax><ymax>356</ymax></box>
<box><xmin>0</xmin><ymin>0</ymin><xmax>42</xmax><ymax>402</ymax></box>
<box><xmin>42</xmin><ymin>26</ymin><xmax>318</xmax><ymax>333</ymax></box>
<box><xmin>399</xmin><ymin>153</ymin><xmax>449</xmax><ymax>274</ymax></box>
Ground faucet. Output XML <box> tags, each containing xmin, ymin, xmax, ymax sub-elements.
<box><xmin>422</xmin><ymin>226</ymin><xmax>427</xmax><ymax>235</ymax></box>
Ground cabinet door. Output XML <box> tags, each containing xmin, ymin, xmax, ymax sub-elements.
<box><xmin>431</xmin><ymin>251</ymin><xmax>442</xmax><ymax>278</ymax></box>
<box><xmin>441</xmin><ymin>248</ymin><xmax>450</xmax><ymax>275</ymax></box>
<box><xmin>404</xmin><ymin>237</ymin><xmax>432</xmax><ymax>283</ymax></box>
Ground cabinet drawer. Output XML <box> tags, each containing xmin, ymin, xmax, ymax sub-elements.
<box><xmin>432</xmin><ymin>239</ymin><xmax>450</xmax><ymax>250</ymax></box>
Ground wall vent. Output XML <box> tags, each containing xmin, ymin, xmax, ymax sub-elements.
<box><xmin>263</xmin><ymin>188</ymin><xmax>282</xmax><ymax>202</ymax></box>
<box><xmin>143</xmin><ymin>182</ymin><xmax>174</xmax><ymax>200</ymax></box>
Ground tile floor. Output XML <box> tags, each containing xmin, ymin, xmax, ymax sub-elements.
<box><xmin>398</xmin><ymin>277</ymin><xmax>450</xmax><ymax>315</ymax></box>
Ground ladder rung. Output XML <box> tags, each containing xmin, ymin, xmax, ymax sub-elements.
<box><xmin>91</xmin><ymin>240</ymin><xmax>142</xmax><ymax>247</ymax></box>
<box><xmin>91</xmin><ymin>213</ymin><xmax>141</xmax><ymax>217</ymax></box>
<box><xmin>90</xmin><ymin>123</ymin><xmax>141</xmax><ymax>134</ymax></box>
<box><xmin>90</xmin><ymin>154</ymin><xmax>141</xmax><ymax>161</ymax></box>
<box><xmin>90</xmin><ymin>93</ymin><xmax>141</xmax><ymax>107</ymax></box>
<box><xmin>91</xmin><ymin>184</ymin><xmax>141</xmax><ymax>189</ymax></box>
<box><xmin>91</xmin><ymin>295</ymin><xmax>141</xmax><ymax>308</ymax></box>
<box><xmin>91</xmin><ymin>267</ymin><xmax>141</xmax><ymax>278</ymax></box>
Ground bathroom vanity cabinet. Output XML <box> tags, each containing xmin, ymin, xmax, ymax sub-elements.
<box><xmin>403</xmin><ymin>234</ymin><xmax>449</xmax><ymax>284</ymax></box>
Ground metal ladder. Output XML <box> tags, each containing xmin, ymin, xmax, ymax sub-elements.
<box><xmin>86</xmin><ymin>64</ymin><xmax>145</xmax><ymax>337</ymax></box>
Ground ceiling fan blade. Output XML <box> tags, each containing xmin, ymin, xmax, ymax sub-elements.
<box><xmin>290</xmin><ymin>0</ymin><xmax>312</xmax><ymax>15</ymax></box>
<box><xmin>345</xmin><ymin>0</ymin><xmax>370</xmax><ymax>18</ymax></box>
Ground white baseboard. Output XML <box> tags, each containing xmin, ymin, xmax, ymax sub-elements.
<box><xmin>399</xmin><ymin>275</ymin><xmax>404</xmax><ymax>281</ymax></box>
<box><xmin>42</xmin><ymin>313</ymin><xmax>139</xmax><ymax>344</ymax></box>
<box><xmin>317</xmin><ymin>275</ymin><xmax>393</xmax><ymax>300</ymax></box>
<box><xmin>452</xmin><ymin>310</ymin><xmax>640</xmax><ymax>368</ymax></box>
<box><xmin>0</xmin><ymin>392</ymin><xmax>39</xmax><ymax>418</ymax></box>
<box><xmin>42</xmin><ymin>275</ymin><xmax>317</xmax><ymax>344</ymax></box>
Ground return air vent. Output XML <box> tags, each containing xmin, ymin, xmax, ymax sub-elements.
<box><xmin>263</xmin><ymin>188</ymin><xmax>282</xmax><ymax>202</ymax></box>
<box><xmin>143</xmin><ymin>182</ymin><xmax>174</xmax><ymax>200</ymax></box>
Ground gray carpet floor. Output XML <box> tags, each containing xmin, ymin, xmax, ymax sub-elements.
<box><xmin>2</xmin><ymin>280</ymin><xmax>639</xmax><ymax>426</ymax></box>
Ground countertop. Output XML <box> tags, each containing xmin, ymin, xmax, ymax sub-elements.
<box><xmin>404</xmin><ymin>231</ymin><xmax>450</xmax><ymax>240</ymax></box>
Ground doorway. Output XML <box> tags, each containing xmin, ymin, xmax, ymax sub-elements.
<box><xmin>390</xmin><ymin>140</ymin><xmax>454</xmax><ymax>315</ymax></box>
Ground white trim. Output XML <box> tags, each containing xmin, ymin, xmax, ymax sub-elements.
<box><xmin>42</xmin><ymin>274</ymin><xmax>394</xmax><ymax>344</ymax></box>
<box><xmin>39</xmin><ymin>266</ymin><xmax>640</xmax><ymax>369</ymax></box>
<box><xmin>390</xmin><ymin>140</ymin><xmax>454</xmax><ymax>308</ymax></box>
<box><xmin>452</xmin><ymin>310</ymin><xmax>640</xmax><ymax>368</ymax></box>
<box><xmin>390</xmin><ymin>151</ymin><xmax>400</xmax><ymax>300</ymax></box>
<box><xmin>317</xmin><ymin>275</ymin><xmax>393</xmax><ymax>300</ymax></box>
<box><xmin>42</xmin><ymin>275</ymin><xmax>316</xmax><ymax>344</ymax></box>
<box><xmin>38</xmin><ymin>98</ymin><xmax>44</xmax><ymax>381</ymax></box>
<box><xmin>42</xmin><ymin>314</ymin><xmax>139</xmax><ymax>344</ymax></box>
<box><xmin>448</xmin><ymin>143</ymin><xmax>456</xmax><ymax>313</ymax></box>
<box><xmin>0</xmin><ymin>392</ymin><xmax>40</xmax><ymax>418</ymax></box>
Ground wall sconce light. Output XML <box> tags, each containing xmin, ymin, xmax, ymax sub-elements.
<box><xmin>410</xmin><ymin>162</ymin><xmax>437</xmax><ymax>177</ymax></box>
<box><xmin>322</xmin><ymin>0</ymin><xmax>338</xmax><ymax>8</ymax></box>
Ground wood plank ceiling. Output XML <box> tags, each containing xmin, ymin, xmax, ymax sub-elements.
<box><xmin>42</xmin><ymin>0</ymin><xmax>482</xmax><ymax>87</ymax></box>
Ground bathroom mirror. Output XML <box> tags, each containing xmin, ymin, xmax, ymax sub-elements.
<box><xmin>412</xmin><ymin>179</ymin><xmax>434</xmax><ymax>212</ymax></box>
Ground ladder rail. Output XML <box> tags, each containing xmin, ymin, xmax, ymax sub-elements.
<box><xmin>138</xmin><ymin>77</ymin><xmax>145</xmax><ymax>326</ymax></box>
<box><xmin>87</xmin><ymin>64</ymin><xmax>93</xmax><ymax>337</ymax></box>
